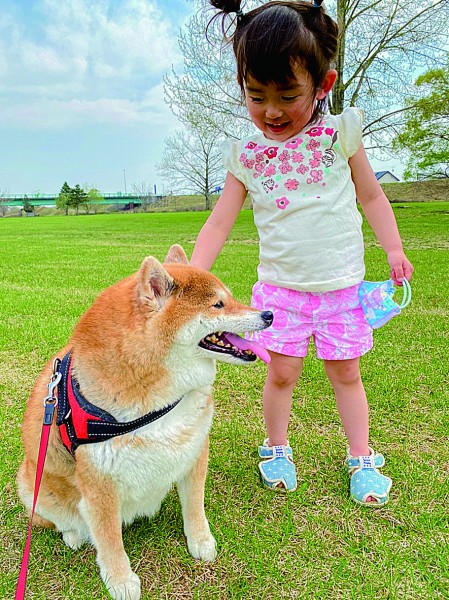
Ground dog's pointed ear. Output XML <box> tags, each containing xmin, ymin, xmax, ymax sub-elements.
<box><xmin>137</xmin><ymin>257</ymin><xmax>175</xmax><ymax>311</ymax></box>
<box><xmin>164</xmin><ymin>244</ymin><xmax>189</xmax><ymax>265</ymax></box>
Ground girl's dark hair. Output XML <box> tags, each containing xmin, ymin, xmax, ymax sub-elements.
<box><xmin>208</xmin><ymin>1</ymin><xmax>339</xmax><ymax>122</ymax></box>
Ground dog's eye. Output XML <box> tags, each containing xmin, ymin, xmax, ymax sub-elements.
<box><xmin>213</xmin><ymin>300</ymin><xmax>224</xmax><ymax>309</ymax></box>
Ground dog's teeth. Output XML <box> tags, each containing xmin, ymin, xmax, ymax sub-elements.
<box><xmin>217</xmin><ymin>340</ymin><xmax>224</xmax><ymax>346</ymax></box>
<box><xmin>244</xmin><ymin>350</ymin><xmax>253</xmax><ymax>355</ymax></box>
<box><xmin>225</xmin><ymin>344</ymin><xmax>232</xmax><ymax>348</ymax></box>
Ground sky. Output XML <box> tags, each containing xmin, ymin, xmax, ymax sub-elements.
<box><xmin>0</xmin><ymin>0</ymin><xmax>194</xmax><ymax>196</ymax></box>
<box><xmin>0</xmin><ymin>0</ymin><xmax>403</xmax><ymax>197</ymax></box>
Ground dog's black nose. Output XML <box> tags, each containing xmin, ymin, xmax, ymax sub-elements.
<box><xmin>261</xmin><ymin>311</ymin><xmax>273</xmax><ymax>325</ymax></box>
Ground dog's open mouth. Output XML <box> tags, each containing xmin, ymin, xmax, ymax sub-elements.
<box><xmin>199</xmin><ymin>331</ymin><xmax>271</xmax><ymax>364</ymax></box>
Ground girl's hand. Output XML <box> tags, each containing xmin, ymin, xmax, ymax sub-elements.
<box><xmin>387</xmin><ymin>250</ymin><xmax>414</xmax><ymax>286</ymax></box>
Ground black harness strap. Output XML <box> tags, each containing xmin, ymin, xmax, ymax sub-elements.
<box><xmin>56</xmin><ymin>351</ymin><xmax>182</xmax><ymax>454</ymax></box>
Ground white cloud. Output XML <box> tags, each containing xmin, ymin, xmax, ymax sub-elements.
<box><xmin>19</xmin><ymin>43</ymin><xmax>66</xmax><ymax>76</ymax></box>
<box><xmin>0</xmin><ymin>0</ymin><xmax>193</xmax><ymax>193</ymax></box>
<box><xmin>42</xmin><ymin>0</ymin><xmax>178</xmax><ymax>81</ymax></box>
<box><xmin>0</xmin><ymin>83</ymin><xmax>174</xmax><ymax>130</ymax></box>
<box><xmin>0</xmin><ymin>0</ymin><xmax>183</xmax><ymax>128</ymax></box>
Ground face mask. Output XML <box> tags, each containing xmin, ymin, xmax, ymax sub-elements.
<box><xmin>358</xmin><ymin>278</ymin><xmax>411</xmax><ymax>329</ymax></box>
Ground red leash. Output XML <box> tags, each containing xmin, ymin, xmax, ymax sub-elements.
<box><xmin>15</xmin><ymin>361</ymin><xmax>61</xmax><ymax>600</ymax></box>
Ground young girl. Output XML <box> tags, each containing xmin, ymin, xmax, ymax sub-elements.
<box><xmin>191</xmin><ymin>0</ymin><xmax>414</xmax><ymax>506</ymax></box>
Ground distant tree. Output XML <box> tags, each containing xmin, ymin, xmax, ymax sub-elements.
<box><xmin>22</xmin><ymin>196</ymin><xmax>34</xmax><ymax>216</ymax></box>
<box><xmin>156</xmin><ymin>127</ymin><xmax>224</xmax><ymax>210</ymax></box>
<box><xmin>70</xmin><ymin>184</ymin><xmax>88</xmax><ymax>215</ymax></box>
<box><xmin>393</xmin><ymin>62</ymin><xmax>449</xmax><ymax>180</ymax></box>
<box><xmin>84</xmin><ymin>187</ymin><xmax>104</xmax><ymax>214</ymax></box>
<box><xmin>0</xmin><ymin>189</ymin><xmax>9</xmax><ymax>217</ymax></box>
<box><xmin>56</xmin><ymin>182</ymin><xmax>72</xmax><ymax>215</ymax></box>
<box><xmin>131</xmin><ymin>180</ymin><xmax>154</xmax><ymax>212</ymax></box>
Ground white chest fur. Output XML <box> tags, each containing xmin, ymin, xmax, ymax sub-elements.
<box><xmin>81</xmin><ymin>386</ymin><xmax>214</xmax><ymax>524</ymax></box>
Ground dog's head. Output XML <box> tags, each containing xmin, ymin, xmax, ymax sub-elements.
<box><xmin>136</xmin><ymin>244</ymin><xmax>272</xmax><ymax>365</ymax></box>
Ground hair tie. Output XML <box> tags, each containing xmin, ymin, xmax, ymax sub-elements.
<box><xmin>235</xmin><ymin>9</ymin><xmax>244</xmax><ymax>19</ymax></box>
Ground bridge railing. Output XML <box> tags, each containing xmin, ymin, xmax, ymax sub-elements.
<box><xmin>1</xmin><ymin>194</ymin><xmax>163</xmax><ymax>207</ymax></box>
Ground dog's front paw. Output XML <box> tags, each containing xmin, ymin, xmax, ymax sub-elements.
<box><xmin>103</xmin><ymin>571</ymin><xmax>141</xmax><ymax>600</ymax></box>
<box><xmin>187</xmin><ymin>533</ymin><xmax>217</xmax><ymax>562</ymax></box>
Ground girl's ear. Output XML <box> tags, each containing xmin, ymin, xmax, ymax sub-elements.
<box><xmin>316</xmin><ymin>69</ymin><xmax>338</xmax><ymax>100</ymax></box>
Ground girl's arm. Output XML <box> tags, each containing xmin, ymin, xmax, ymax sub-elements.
<box><xmin>349</xmin><ymin>144</ymin><xmax>414</xmax><ymax>284</ymax></box>
<box><xmin>190</xmin><ymin>171</ymin><xmax>248</xmax><ymax>270</ymax></box>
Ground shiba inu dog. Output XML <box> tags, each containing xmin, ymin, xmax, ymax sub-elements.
<box><xmin>17</xmin><ymin>244</ymin><xmax>272</xmax><ymax>600</ymax></box>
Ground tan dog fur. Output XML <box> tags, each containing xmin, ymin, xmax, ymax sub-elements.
<box><xmin>17</xmin><ymin>245</ymin><xmax>271</xmax><ymax>600</ymax></box>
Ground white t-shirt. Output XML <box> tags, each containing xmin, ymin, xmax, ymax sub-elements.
<box><xmin>222</xmin><ymin>107</ymin><xmax>365</xmax><ymax>292</ymax></box>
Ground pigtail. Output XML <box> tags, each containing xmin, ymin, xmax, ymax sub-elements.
<box><xmin>207</xmin><ymin>0</ymin><xmax>245</xmax><ymax>42</ymax></box>
<box><xmin>305</xmin><ymin>1</ymin><xmax>339</xmax><ymax>63</ymax></box>
<box><xmin>209</xmin><ymin>0</ymin><xmax>241</xmax><ymax>12</ymax></box>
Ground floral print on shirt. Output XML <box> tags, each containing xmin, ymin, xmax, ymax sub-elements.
<box><xmin>239</xmin><ymin>125</ymin><xmax>339</xmax><ymax>210</ymax></box>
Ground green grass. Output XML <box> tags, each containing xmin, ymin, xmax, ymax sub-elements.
<box><xmin>1</xmin><ymin>205</ymin><xmax>448</xmax><ymax>599</ymax></box>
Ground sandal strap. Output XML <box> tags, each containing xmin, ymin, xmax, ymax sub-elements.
<box><xmin>346</xmin><ymin>447</ymin><xmax>385</xmax><ymax>474</ymax></box>
<box><xmin>258</xmin><ymin>439</ymin><xmax>293</xmax><ymax>459</ymax></box>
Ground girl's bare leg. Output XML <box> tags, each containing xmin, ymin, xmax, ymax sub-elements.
<box><xmin>263</xmin><ymin>351</ymin><xmax>304</xmax><ymax>446</ymax></box>
<box><xmin>324</xmin><ymin>357</ymin><xmax>370</xmax><ymax>456</ymax></box>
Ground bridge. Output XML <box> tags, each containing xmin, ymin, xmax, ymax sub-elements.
<box><xmin>2</xmin><ymin>193</ymin><xmax>163</xmax><ymax>207</ymax></box>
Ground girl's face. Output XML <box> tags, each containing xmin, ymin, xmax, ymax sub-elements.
<box><xmin>244</xmin><ymin>67</ymin><xmax>336</xmax><ymax>142</ymax></box>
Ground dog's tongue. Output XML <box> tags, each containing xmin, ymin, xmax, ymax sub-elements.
<box><xmin>225</xmin><ymin>333</ymin><xmax>271</xmax><ymax>364</ymax></box>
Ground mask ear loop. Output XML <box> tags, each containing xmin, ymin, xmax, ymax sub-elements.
<box><xmin>398</xmin><ymin>278</ymin><xmax>412</xmax><ymax>309</ymax></box>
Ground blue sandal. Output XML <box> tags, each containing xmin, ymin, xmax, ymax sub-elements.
<box><xmin>258</xmin><ymin>439</ymin><xmax>297</xmax><ymax>492</ymax></box>
<box><xmin>346</xmin><ymin>447</ymin><xmax>392</xmax><ymax>506</ymax></box>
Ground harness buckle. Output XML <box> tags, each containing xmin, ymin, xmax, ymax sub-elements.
<box><xmin>43</xmin><ymin>365</ymin><xmax>62</xmax><ymax>408</ymax></box>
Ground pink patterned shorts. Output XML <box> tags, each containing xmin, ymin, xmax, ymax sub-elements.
<box><xmin>249</xmin><ymin>281</ymin><xmax>373</xmax><ymax>360</ymax></box>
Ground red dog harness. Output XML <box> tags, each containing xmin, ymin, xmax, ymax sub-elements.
<box><xmin>56</xmin><ymin>351</ymin><xmax>182</xmax><ymax>455</ymax></box>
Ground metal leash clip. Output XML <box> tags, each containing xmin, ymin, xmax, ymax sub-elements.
<box><xmin>42</xmin><ymin>358</ymin><xmax>62</xmax><ymax>425</ymax></box>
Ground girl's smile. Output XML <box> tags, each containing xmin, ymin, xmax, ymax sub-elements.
<box><xmin>244</xmin><ymin>71</ymin><xmax>316</xmax><ymax>142</ymax></box>
<box><xmin>244</xmin><ymin>68</ymin><xmax>337</xmax><ymax>142</ymax></box>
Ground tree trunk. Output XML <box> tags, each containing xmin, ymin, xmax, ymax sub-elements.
<box><xmin>204</xmin><ymin>157</ymin><xmax>210</xmax><ymax>210</ymax></box>
<box><xmin>331</xmin><ymin>0</ymin><xmax>347</xmax><ymax>115</ymax></box>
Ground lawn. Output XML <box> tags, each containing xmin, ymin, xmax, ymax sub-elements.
<box><xmin>1</xmin><ymin>204</ymin><xmax>448</xmax><ymax>599</ymax></box>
